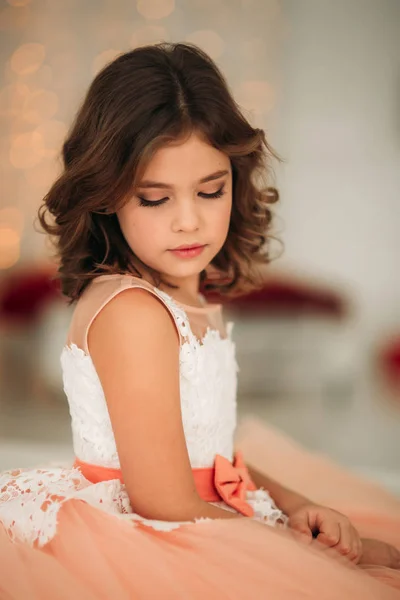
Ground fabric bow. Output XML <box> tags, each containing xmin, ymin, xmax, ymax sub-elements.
<box><xmin>214</xmin><ymin>452</ymin><xmax>257</xmax><ymax>517</ymax></box>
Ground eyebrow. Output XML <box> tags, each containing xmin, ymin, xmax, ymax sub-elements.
<box><xmin>137</xmin><ymin>169</ymin><xmax>230</xmax><ymax>190</ymax></box>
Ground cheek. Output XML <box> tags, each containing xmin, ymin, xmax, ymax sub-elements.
<box><xmin>118</xmin><ymin>206</ymin><xmax>161</xmax><ymax>248</ymax></box>
<box><xmin>211</xmin><ymin>197</ymin><xmax>232</xmax><ymax>238</ymax></box>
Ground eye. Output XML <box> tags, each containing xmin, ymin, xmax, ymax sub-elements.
<box><xmin>198</xmin><ymin>185</ymin><xmax>226</xmax><ymax>199</ymax></box>
<box><xmin>138</xmin><ymin>196</ymin><xmax>168</xmax><ymax>208</ymax></box>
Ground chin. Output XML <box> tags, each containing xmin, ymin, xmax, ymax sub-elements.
<box><xmin>161</xmin><ymin>260</ymin><xmax>208</xmax><ymax>280</ymax></box>
<box><xmin>165</xmin><ymin>266</ymin><xmax>204</xmax><ymax>280</ymax></box>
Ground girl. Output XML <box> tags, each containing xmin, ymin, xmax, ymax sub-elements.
<box><xmin>0</xmin><ymin>43</ymin><xmax>399</xmax><ymax>599</ymax></box>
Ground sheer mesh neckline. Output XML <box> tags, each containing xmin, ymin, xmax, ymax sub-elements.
<box><xmin>92</xmin><ymin>274</ymin><xmax>222</xmax><ymax>314</ymax></box>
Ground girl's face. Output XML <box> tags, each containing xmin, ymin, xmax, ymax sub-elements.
<box><xmin>117</xmin><ymin>131</ymin><xmax>232</xmax><ymax>286</ymax></box>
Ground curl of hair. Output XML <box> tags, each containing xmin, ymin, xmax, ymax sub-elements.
<box><xmin>38</xmin><ymin>42</ymin><xmax>281</xmax><ymax>302</ymax></box>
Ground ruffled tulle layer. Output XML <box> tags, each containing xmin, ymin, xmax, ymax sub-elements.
<box><xmin>1</xmin><ymin>499</ymin><xmax>400</xmax><ymax>600</ymax></box>
<box><xmin>0</xmin><ymin>418</ymin><xmax>399</xmax><ymax>599</ymax></box>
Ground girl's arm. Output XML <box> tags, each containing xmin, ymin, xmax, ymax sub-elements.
<box><xmin>89</xmin><ymin>288</ymin><xmax>241</xmax><ymax>523</ymax></box>
<box><xmin>246</xmin><ymin>464</ymin><xmax>309</xmax><ymax>514</ymax></box>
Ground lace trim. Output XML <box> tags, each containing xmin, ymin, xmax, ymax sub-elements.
<box><xmin>152</xmin><ymin>288</ymin><xmax>194</xmax><ymax>342</ymax></box>
<box><xmin>246</xmin><ymin>489</ymin><xmax>288</xmax><ymax>526</ymax></box>
<box><xmin>0</xmin><ymin>466</ymin><xmax>90</xmax><ymax>546</ymax></box>
<box><xmin>0</xmin><ymin>466</ymin><xmax>287</xmax><ymax>547</ymax></box>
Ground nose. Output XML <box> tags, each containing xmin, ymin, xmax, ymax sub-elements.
<box><xmin>172</xmin><ymin>198</ymin><xmax>200</xmax><ymax>233</ymax></box>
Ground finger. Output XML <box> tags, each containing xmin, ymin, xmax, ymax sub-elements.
<box><xmin>316</xmin><ymin>520</ymin><xmax>340</xmax><ymax>548</ymax></box>
<box><xmin>289</xmin><ymin>515</ymin><xmax>313</xmax><ymax>544</ymax></box>
<box><xmin>335</xmin><ymin>523</ymin><xmax>360</xmax><ymax>561</ymax></box>
<box><xmin>346</xmin><ymin>523</ymin><xmax>363</xmax><ymax>563</ymax></box>
<box><xmin>350</xmin><ymin>532</ymin><xmax>363</xmax><ymax>564</ymax></box>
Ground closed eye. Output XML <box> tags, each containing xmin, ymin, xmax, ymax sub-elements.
<box><xmin>138</xmin><ymin>196</ymin><xmax>168</xmax><ymax>207</ymax></box>
<box><xmin>138</xmin><ymin>185</ymin><xmax>226</xmax><ymax>207</ymax></box>
<box><xmin>198</xmin><ymin>185</ymin><xmax>226</xmax><ymax>199</ymax></box>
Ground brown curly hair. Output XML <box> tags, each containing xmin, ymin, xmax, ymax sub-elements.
<box><xmin>39</xmin><ymin>42</ymin><xmax>280</xmax><ymax>302</ymax></box>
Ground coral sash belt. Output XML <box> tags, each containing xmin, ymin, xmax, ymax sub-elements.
<box><xmin>73</xmin><ymin>452</ymin><xmax>256</xmax><ymax>517</ymax></box>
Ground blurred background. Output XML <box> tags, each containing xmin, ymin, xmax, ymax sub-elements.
<box><xmin>0</xmin><ymin>0</ymin><xmax>399</xmax><ymax>492</ymax></box>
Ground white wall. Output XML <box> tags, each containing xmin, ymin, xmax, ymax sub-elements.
<box><xmin>272</xmin><ymin>0</ymin><xmax>400</xmax><ymax>339</ymax></box>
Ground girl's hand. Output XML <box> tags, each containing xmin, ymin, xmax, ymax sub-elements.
<box><xmin>359</xmin><ymin>538</ymin><xmax>400</xmax><ymax>569</ymax></box>
<box><xmin>288</xmin><ymin>501</ymin><xmax>363</xmax><ymax>563</ymax></box>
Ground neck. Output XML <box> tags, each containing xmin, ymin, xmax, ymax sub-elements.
<box><xmin>159</xmin><ymin>273</ymin><xmax>202</xmax><ymax>306</ymax></box>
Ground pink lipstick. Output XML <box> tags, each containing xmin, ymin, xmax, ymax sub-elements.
<box><xmin>169</xmin><ymin>244</ymin><xmax>206</xmax><ymax>259</ymax></box>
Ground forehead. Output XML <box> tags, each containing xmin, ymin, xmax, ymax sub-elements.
<box><xmin>138</xmin><ymin>132</ymin><xmax>231</xmax><ymax>187</ymax></box>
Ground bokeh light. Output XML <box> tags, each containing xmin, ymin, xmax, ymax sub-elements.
<box><xmin>9</xmin><ymin>117</ymin><xmax>35</xmax><ymax>138</ymax></box>
<box><xmin>10</xmin><ymin>43</ymin><xmax>46</xmax><ymax>76</ymax></box>
<box><xmin>34</xmin><ymin>120</ymin><xmax>67</xmax><ymax>158</ymax></box>
<box><xmin>136</xmin><ymin>0</ymin><xmax>175</xmax><ymax>20</ymax></box>
<box><xmin>0</xmin><ymin>207</ymin><xmax>24</xmax><ymax>235</ymax></box>
<box><xmin>130</xmin><ymin>25</ymin><xmax>169</xmax><ymax>48</ymax></box>
<box><xmin>22</xmin><ymin>89</ymin><xmax>59</xmax><ymax>125</ymax></box>
<box><xmin>24</xmin><ymin>159</ymin><xmax>59</xmax><ymax>191</ymax></box>
<box><xmin>185</xmin><ymin>30</ymin><xmax>225</xmax><ymax>59</ymax></box>
<box><xmin>22</xmin><ymin>65</ymin><xmax>53</xmax><ymax>88</ymax></box>
<box><xmin>0</xmin><ymin>83</ymin><xmax>30</xmax><ymax>118</ymax></box>
<box><xmin>0</xmin><ymin>227</ymin><xmax>20</xmax><ymax>270</ymax></box>
<box><xmin>50</xmin><ymin>52</ymin><xmax>79</xmax><ymax>83</ymax></box>
<box><xmin>0</xmin><ymin>5</ymin><xmax>31</xmax><ymax>31</ymax></box>
<box><xmin>7</xmin><ymin>0</ymin><xmax>32</xmax><ymax>6</ymax></box>
<box><xmin>92</xmin><ymin>49</ymin><xmax>121</xmax><ymax>75</ymax></box>
<box><xmin>9</xmin><ymin>131</ymin><xmax>44</xmax><ymax>169</ymax></box>
<box><xmin>236</xmin><ymin>80</ymin><xmax>276</xmax><ymax>115</ymax></box>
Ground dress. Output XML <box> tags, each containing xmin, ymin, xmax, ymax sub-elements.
<box><xmin>0</xmin><ymin>274</ymin><xmax>399</xmax><ymax>599</ymax></box>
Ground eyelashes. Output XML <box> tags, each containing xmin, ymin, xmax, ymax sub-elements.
<box><xmin>199</xmin><ymin>186</ymin><xmax>226</xmax><ymax>200</ymax></box>
<box><xmin>138</xmin><ymin>185</ymin><xmax>226</xmax><ymax>208</ymax></box>
<box><xmin>138</xmin><ymin>197</ymin><xmax>168</xmax><ymax>208</ymax></box>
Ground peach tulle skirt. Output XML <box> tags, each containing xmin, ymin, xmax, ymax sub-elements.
<box><xmin>1</xmin><ymin>418</ymin><xmax>400</xmax><ymax>600</ymax></box>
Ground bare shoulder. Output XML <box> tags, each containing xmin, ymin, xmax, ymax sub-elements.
<box><xmin>88</xmin><ymin>286</ymin><xmax>179</xmax><ymax>351</ymax></box>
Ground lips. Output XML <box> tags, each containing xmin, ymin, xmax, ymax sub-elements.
<box><xmin>169</xmin><ymin>244</ymin><xmax>207</xmax><ymax>259</ymax></box>
<box><xmin>171</xmin><ymin>243</ymin><xmax>204</xmax><ymax>251</ymax></box>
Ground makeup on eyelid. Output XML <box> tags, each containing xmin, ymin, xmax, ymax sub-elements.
<box><xmin>137</xmin><ymin>185</ymin><xmax>226</xmax><ymax>207</ymax></box>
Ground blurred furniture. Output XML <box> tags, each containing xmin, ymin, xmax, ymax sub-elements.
<box><xmin>204</xmin><ymin>273</ymin><xmax>359</xmax><ymax>400</ymax></box>
<box><xmin>0</xmin><ymin>265</ymin><xmax>71</xmax><ymax>399</ymax></box>
<box><xmin>0</xmin><ymin>267</ymin><xmax>61</xmax><ymax>327</ymax></box>
<box><xmin>380</xmin><ymin>337</ymin><xmax>400</xmax><ymax>399</ymax></box>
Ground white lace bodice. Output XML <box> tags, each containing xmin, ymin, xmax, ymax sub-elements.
<box><xmin>61</xmin><ymin>286</ymin><xmax>239</xmax><ymax>470</ymax></box>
